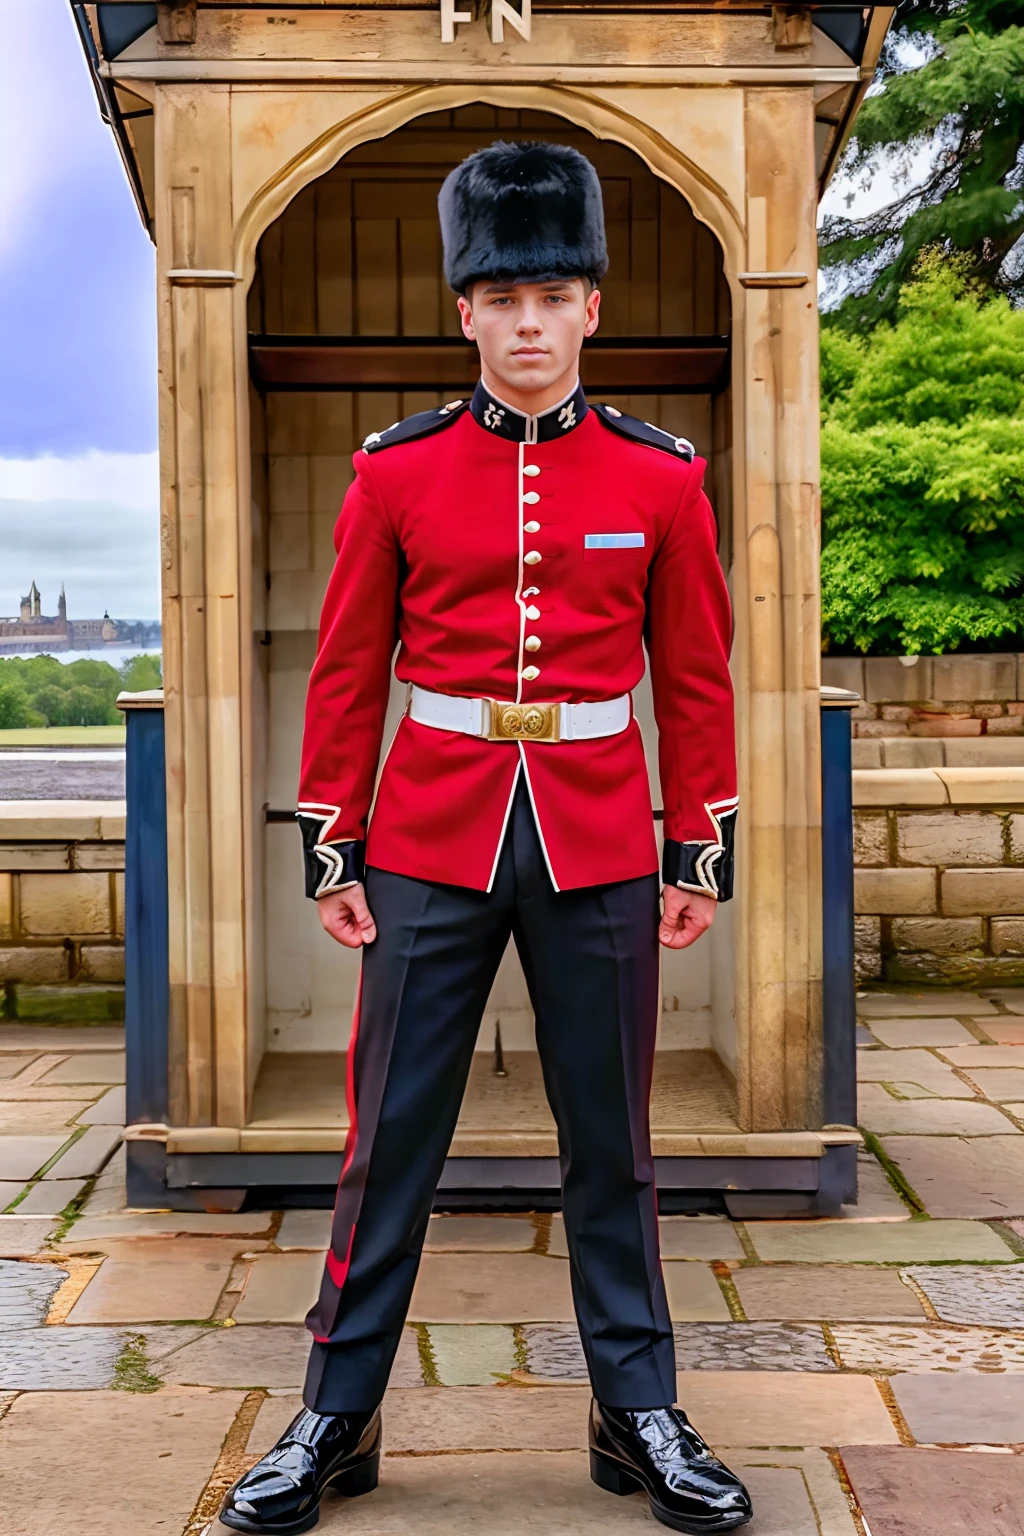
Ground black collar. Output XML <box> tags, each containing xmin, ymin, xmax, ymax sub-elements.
<box><xmin>469</xmin><ymin>378</ymin><xmax>589</xmax><ymax>444</ymax></box>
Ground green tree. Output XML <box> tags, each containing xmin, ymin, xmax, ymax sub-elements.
<box><xmin>119</xmin><ymin>653</ymin><xmax>163</xmax><ymax>693</ymax></box>
<box><xmin>820</xmin><ymin>0</ymin><xmax>1024</xmax><ymax>327</ymax></box>
<box><xmin>821</xmin><ymin>258</ymin><xmax>1024</xmax><ymax>654</ymax></box>
<box><xmin>0</xmin><ymin>683</ymin><xmax>30</xmax><ymax>730</ymax></box>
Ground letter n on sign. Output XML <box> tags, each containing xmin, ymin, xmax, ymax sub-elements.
<box><xmin>491</xmin><ymin>0</ymin><xmax>531</xmax><ymax>42</ymax></box>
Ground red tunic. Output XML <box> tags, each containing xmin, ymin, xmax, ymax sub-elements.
<box><xmin>298</xmin><ymin>384</ymin><xmax>737</xmax><ymax>896</ymax></box>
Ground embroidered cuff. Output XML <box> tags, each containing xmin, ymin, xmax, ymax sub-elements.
<box><xmin>298</xmin><ymin>825</ymin><xmax>366</xmax><ymax>900</ymax></box>
<box><xmin>663</xmin><ymin>830</ymin><xmax>735</xmax><ymax>902</ymax></box>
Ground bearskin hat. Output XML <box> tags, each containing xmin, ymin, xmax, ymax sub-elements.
<box><xmin>439</xmin><ymin>140</ymin><xmax>609</xmax><ymax>294</ymax></box>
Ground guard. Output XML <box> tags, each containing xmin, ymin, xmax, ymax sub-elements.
<box><xmin>222</xmin><ymin>140</ymin><xmax>751</xmax><ymax>1534</ymax></box>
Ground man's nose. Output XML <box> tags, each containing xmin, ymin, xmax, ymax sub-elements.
<box><xmin>516</xmin><ymin>306</ymin><xmax>543</xmax><ymax>333</ymax></box>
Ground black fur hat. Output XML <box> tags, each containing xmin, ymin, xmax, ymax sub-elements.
<box><xmin>439</xmin><ymin>140</ymin><xmax>609</xmax><ymax>293</ymax></box>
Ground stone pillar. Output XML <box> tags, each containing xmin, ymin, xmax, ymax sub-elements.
<box><xmin>155</xmin><ymin>86</ymin><xmax>248</xmax><ymax>1128</ymax></box>
<box><xmin>732</xmin><ymin>87</ymin><xmax>823</xmax><ymax>1130</ymax></box>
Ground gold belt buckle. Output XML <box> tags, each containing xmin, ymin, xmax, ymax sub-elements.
<box><xmin>487</xmin><ymin>700</ymin><xmax>561</xmax><ymax>743</ymax></box>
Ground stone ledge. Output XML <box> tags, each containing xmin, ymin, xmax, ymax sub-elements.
<box><xmin>0</xmin><ymin>802</ymin><xmax>127</xmax><ymax>842</ymax></box>
<box><xmin>853</xmin><ymin>767</ymin><xmax>1024</xmax><ymax>808</ymax></box>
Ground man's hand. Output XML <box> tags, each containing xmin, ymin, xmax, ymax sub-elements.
<box><xmin>659</xmin><ymin>885</ymin><xmax>716</xmax><ymax>950</ymax></box>
<box><xmin>317</xmin><ymin>883</ymin><xmax>377</xmax><ymax>948</ymax></box>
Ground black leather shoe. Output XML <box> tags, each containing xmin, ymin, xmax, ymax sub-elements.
<box><xmin>219</xmin><ymin>1406</ymin><xmax>381</xmax><ymax>1534</ymax></box>
<box><xmin>590</xmin><ymin>1401</ymin><xmax>752</xmax><ymax>1533</ymax></box>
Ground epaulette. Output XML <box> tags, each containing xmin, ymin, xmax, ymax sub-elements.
<box><xmin>361</xmin><ymin>398</ymin><xmax>469</xmax><ymax>454</ymax></box>
<box><xmin>591</xmin><ymin>404</ymin><xmax>695</xmax><ymax>463</ymax></box>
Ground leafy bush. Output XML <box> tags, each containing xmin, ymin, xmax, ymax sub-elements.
<box><xmin>0</xmin><ymin>653</ymin><xmax>162</xmax><ymax>728</ymax></box>
<box><xmin>820</xmin><ymin>257</ymin><xmax>1024</xmax><ymax>654</ymax></box>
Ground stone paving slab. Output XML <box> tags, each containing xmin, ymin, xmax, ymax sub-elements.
<box><xmin>233</xmin><ymin>1251</ymin><xmax>323</xmax><ymax>1323</ymax></box>
<box><xmin>858</xmin><ymin>993</ymin><xmax>996</xmax><ymax>1018</ymax></box>
<box><xmin>76</xmin><ymin>1143</ymin><xmax>126</xmax><ymax>1215</ymax></box>
<box><xmin>0</xmin><ymin>1056</ymin><xmax>38</xmax><ymax>1079</ymax></box>
<box><xmin>0</xmin><ymin>1256</ymin><xmax>68</xmax><ymax>1327</ymax></box>
<box><xmin>15</xmin><ymin>1177</ymin><xmax>88</xmax><ymax>1214</ymax></box>
<box><xmin>881</xmin><ymin>1135</ymin><xmax>1024</xmax><ymax>1217</ymax></box>
<box><xmin>66</xmin><ymin>1238</ymin><xmax>243</xmax><ymax>1323</ymax></box>
<box><xmin>825</xmin><ymin>1151</ymin><xmax>914</xmax><ymax>1222</ymax></box>
<box><xmin>76</xmin><ymin>1085</ymin><xmax>125</xmax><ymax>1124</ymax></box>
<box><xmin>0</xmin><ymin>1026</ymin><xmax>125</xmax><ymax>1051</ymax></box>
<box><xmin>522</xmin><ymin>1322</ymin><xmax>835</xmax><ymax>1379</ymax></box>
<box><xmin>426</xmin><ymin>1216</ymin><xmax>537</xmax><ymax>1252</ymax></box>
<box><xmin>733</xmin><ymin>1265</ymin><xmax>925</xmax><ymax>1321</ymax></box>
<box><xmin>384</xmin><ymin>1386</ymin><xmax>590</xmax><ymax>1451</ymax></box>
<box><xmin>832</xmin><ymin>1324</ymin><xmax>1024</xmax><ymax>1374</ymax></box>
<box><xmin>547</xmin><ymin>1213</ymin><xmax>745</xmax><ymax>1261</ymax></box>
<box><xmin>841</xmin><ymin>1444</ymin><xmax>1024</xmax><ymax>1536</ymax></box>
<box><xmin>275</xmin><ymin>1209</ymin><xmax>332</xmax><ymax>1249</ymax></box>
<box><xmin>0</xmin><ymin>1182</ymin><xmax>23</xmax><ymax>1208</ymax></box>
<box><xmin>857</xmin><ymin>1084</ymin><xmax>1016</xmax><ymax>1135</ymax></box>
<box><xmin>938</xmin><ymin>1045</ymin><xmax>1024</xmax><ymax>1067</ymax></box>
<box><xmin>65</xmin><ymin>1210</ymin><xmax>275</xmax><ymax>1242</ymax></box>
<box><xmin>676</xmin><ymin>1372</ymin><xmax>899</xmax><ymax>1446</ymax></box>
<box><xmin>663</xmin><ymin>1262</ymin><xmax>732</xmax><ymax>1320</ymax></box>
<box><xmin>981</xmin><ymin>1020</ymin><xmax>1024</xmax><ymax>1044</ymax></box>
<box><xmin>961</xmin><ymin>1067</ymin><xmax>1024</xmax><ymax>1101</ymax></box>
<box><xmin>0</xmin><ymin>1101</ymin><xmax>93</xmax><ymax>1134</ymax></box>
<box><xmin>0</xmin><ymin>1134</ymin><xmax>71</xmax><ymax>1182</ymax></box>
<box><xmin>428</xmin><ymin>1323</ymin><xmax>517</xmax><ymax>1384</ymax></box>
<box><xmin>0</xmin><ymin>1326</ymin><xmax>126</xmax><ymax>1389</ymax></box>
<box><xmin>311</xmin><ymin>1448</ymin><xmax>859</xmax><ymax>1535</ymax></box>
<box><xmin>0</xmin><ymin>1386</ymin><xmax>245</xmax><ymax>1536</ymax></box>
<box><xmin>892</xmin><ymin>1371</ymin><xmax>1024</xmax><ymax>1443</ymax></box>
<box><xmin>39</xmin><ymin>1051</ymin><xmax>125</xmax><ymax>1084</ymax></box>
<box><xmin>745</xmin><ymin>1217</ymin><xmax>1015</xmax><ymax>1264</ymax></box>
<box><xmin>0</xmin><ymin>1214</ymin><xmax>58</xmax><ymax>1256</ymax></box>
<box><xmin>867</xmin><ymin>1018</ymin><xmax>978</xmax><ymax>1048</ymax></box>
<box><xmin>157</xmin><ymin>1320</ymin><xmax>423</xmax><ymax>1389</ymax></box>
<box><xmin>408</xmin><ymin>1253</ymin><xmax>575</xmax><ymax>1323</ymax></box>
<box><xmin>42</xmin><ymin>1124</ymin><xmax>121</xmax><ymax>1179</ymax></box>
<box><xmin>856</xmin><ymin>1049</ymin><xmax>977</xmax><ymax>1097</ymax></box>
<box><xmin>984</xmin><ymin>988</ymin><xmax>1024</xmax><ymax>1015</ymax></box>
<box><xmin>903</xmin><ymin>1264</ymin><xmax>1024</xmax><ymax>1325</ymax></box>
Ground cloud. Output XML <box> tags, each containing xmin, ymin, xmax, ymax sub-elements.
<box><xmin>0</xmin><ymin>452</ymin><xmax>159</xmax><ymax>621</ymax></box>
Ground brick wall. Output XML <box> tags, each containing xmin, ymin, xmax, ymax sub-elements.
<box><xmin>0</xmin><ymin>803</ymin><xmax>125</xmax><ymax>1020</ymax></box>
<box><xmin>853</xmin><ymin>767</ymin><xmax>1024</xmax><ymax>986</ymax></box>
<box><xmin>822</xmin><ymin>654</ymin><xmax>1024</xmax><ymax>739</ymax></box>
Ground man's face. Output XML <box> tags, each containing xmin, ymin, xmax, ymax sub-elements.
<box><xmin>458</xmin><ymin>278</ymin><xmax>601</xmax><ymax>398</ymax></box>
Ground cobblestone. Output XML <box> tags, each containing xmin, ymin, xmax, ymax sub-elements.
<box><xmin>0</xmin><ymin>1257</ymin><xmax>67</xmax><ymax>1328</ymax></box>
<box><xmin>903</xmin><ymin>1264</ymin><xmax>1024</xmax><ymax>1326</ymax></box>
<box><xmin>0</xmin><ymin>1326</ymin><xmax>125</xmax><ymax>1389</ymax></box>
<box><xmin>832</xmin><ymin>1324</ymin><xmax>1024</xmax><ymax>1373</ymax></box>
<box><xmin>521</xmin><ymin>1322</ymin><xmax>835</xmax><ymax>1378</ymax></box>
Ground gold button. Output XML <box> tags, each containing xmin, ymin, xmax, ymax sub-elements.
<box><xmin>525</xmin><ymin>604</ymin><xmax>540</xmax><ymax>620</ymax></box>
<box><xmin>524</xmin><ymin>520</ymin><xmax>540</xmax><ymax>534</ymax></box>
<box><xmin>523</xmin><ymin>464</ymin><xmax>540</xmax><ymax>477</ymax></box>
<box><xmin>524</xmin><ymin>551</ymin><xmax>542</xmax><ymax>566</ymax></box>
<box><xmin>525</xmin><ymin>635</ymin><xmax>541</xmax><ymax>652</ymax></box>
<box><xmin>523</xmin><ymin>491</ymin><xmax>540</xmax><ymax>505</ymax></box>
<box><xmin>521</xmin><ymin>665</ymin><xmax>540</xmax><ymax>681</ymax></box>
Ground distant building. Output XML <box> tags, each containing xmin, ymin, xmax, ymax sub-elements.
<box><xmin>0</xmin><ymin>584</ymin><xmax>159</xmax><ymax>654</ymax></box>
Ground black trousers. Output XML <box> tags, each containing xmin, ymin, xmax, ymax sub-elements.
<box><xmin>304</xmin><ymin>779</ymin><xmax>676</xmax><ymax>1412</ymax></box>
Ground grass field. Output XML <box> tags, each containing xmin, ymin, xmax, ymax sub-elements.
<box><xmin>0</xmin><ymin>726</ymin><xmax>127</xmax><ymax>747</ymax></box>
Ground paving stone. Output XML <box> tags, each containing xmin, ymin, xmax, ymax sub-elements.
<box><xmin>384</xmin><ymin>1386</ymin><xmax>589</xmax><ymax>1451</ymax></box>
<box><xmin>66</xmin><ymin>1237</ymin><xmax>240</xmax><ymax>1323</ymax></box>
<box><xmin>425</xmin><ymin>1215</ymin><xmax>536</xmax><ymax>1251</ymax></box>
<box><xmin>0</xmin><ymin>1215</ymin><xmax>58</xmax><ymax>1256</ymax></box>
<box><xmin>904</xmin><ymin>1264</ymin><xmax>1024</xmax><ymax>1325</ymax></box>
<box><xmin>861</xmin><ymin>1085</ymin><xmax>1016</xmax><ymax>1135</ymax></box>
<box><xmin>14</xmin><ymin>1178</ymin><xmax>88</xmax><ymax>1214</ymax></box>
<box><xmin>663</xmin><ymin>1263</ymin><xmax>732</xmax><ymax>1320</ymax></box>
<box><xmin>827</xmin><ymin>1151</ymin><xmax>914</xmax><ymax>1221</ymax></box>
<box><xmin>546</xmin><ymin>1213</ymin><xmax>744</xmax><ymax>1261</ymax></box>
<box><xmin>0</xmin><ymin>1134</ymin><xmax>70</xmax><ymax>1182</ymax></box>
<box><xmin>523</xmin><ymin>1322</ymin><xmax>834</xmax><ymax>1379</ymax></box>
<box><xmin>961</xmin><ymin>1067</ymin><xmax>1024</xmax><ymax>1101</ymax></box>
<box><xmin>979</xmin><ymin>1020</ymin><xmax>1024</xmax><ymax>1044</ymax></box>
<box><xmin>858</xmin><ymin>993</ymin><xmax>996</xmax><ymax>1018</ymax></box>
<box><xmin>38</xmin><ymin>1051</ymin><xmax>126</xmax><ymax>1084</ymax></box>
<box><xmin>892</xmin><ymin>1371</ymin><xmax>1024</xmax><ymax>1443</ymax></box>
<box><xmin>841</xmin><ymin>1445</ymin><xmax>1024</xmax><ymax>1536</ymax></box>
<box><xmin>0</xmin><ymin>1101</ymin><xmax>92</xmax><ymax>1134</ymax></box>
<box><xmin>160</xmin><ymin>1323</ymin><xmax>310</xmax><ymax>1387</ymax></box>
<box><xmin>867</xmin><ymin>1019</ymin><xmax>979</xmax><ymax>1048</ymax></box>
<box><xmin>67</xmin><ymin>1210</ymin><xmax>274</xmax><ymax>1242</ymax></box>
<box><xmin>832</xmin><ymin>1324</ymin><xmax>1024</xmax><ymax>1374</ymax></box>
<box><xmin>409</xmin><ymin>1253</ymin><xmax>575</xmax><ymax>1323</ymax></box>
<box><xmin>727</xmin><ymin>1449</ymin><xmax>860</xmax><ymax>1535</ymax></box>
<box><xmin>0</xmin><ymin>1056</ymin><xmax>38</xmax><ymax>1079</ymax></box>
<box><xmin>881</xmin><ymin>1135</ymin><xmax>1024</xmax><ymax>1217</ymax></box>
<box><xmin>77</xmin><ymin>1142</ymin><xmax>126</xmax><ymax>1214</ymax></box>
<box><xmin>856</xmin><ymin>1049</ymin><xmax>976</xmax><ymax>1097</ymax></box>
<box><xmin>232</xmin><ymin>1251</ymin><xmax>324</xmax><ymax>1323</ymax></box>
<box><xmin>733</xmin><ymin>1265</ymin><xmax>925</xmax><ymax>1321</ymax></box>
<box><xmin>428</xmin><ymin>1323</ymin><xmax>517</xmax><ymax>1384</ymax></box>
<box><xmin>76</xmin><ymin>1085</ymin><xmax>125</xmax><ymax>1124</ymax></box>
<box><xmin>133</xmin><ymin>1324</ymin><xmax>208</xmax><ymax>1363</ymax></box>
<box><xmin>675</xmin><ymin>1372</ymin><xmax>899</xmax><ymax>1446</ymax></box>
<box><xmin>984</xmin><ymin>988</ymin><xmax>1024</xmax><ymax>1015</ymax></box>
<box><xmin>247</xmin><ymin>1393</ymin><xmax>305</xmax><ymax>1455</ymax></box>
<box><xmin>275</xmin><ymin>1209</ymin><xmax>332</xmax><ymax>1249</ymax></box>
<box><xmin>0</xmin><ymin>1386</ymin><xmax>245</xmax><ymax>1536</ymax></box>
<box><xmin>745</xmin><ymin>1218</ymin><xmax>1015</xmax><ymax>1264</ymax></box>
<box><xmin>856</xmin><ymin>1025</ymin><xmax>874</xmax><ymax>1046</ymax></box>
<box><xmin>0</xmin><ymin>1257</ymin><xmax>68</xmax><ymax>1327</ymax></box>
<box><xmin>42</xmin><ymin>1124</ymin><xmax>122</xmax><ymax>1178</ymax></box>
<box><xmin>0</xmin><ymin>1026</ymin><xmax>124</xmax><ymax>1051</ymax></box>
<box><xmin>0</xmin><ymin>1326</ymin><xmax>125</xmax><ymax>1389</ymax></box>
<box><xmin>0</xmin><ymin>1183</ymin><xmax>25</xmax><ymax>1213</ymax></box>
<box><xmin>938</xmin><ymin>1045</ymin><xmax>1024</xmax><ymax>1067</ymax></box>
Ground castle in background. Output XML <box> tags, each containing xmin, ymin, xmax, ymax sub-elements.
<box><xmin>0</xmin><ymin>582</ymin><xmax>161</xmax><ymax>655</ymax></box>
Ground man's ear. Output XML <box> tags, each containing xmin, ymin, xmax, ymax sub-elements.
<box><xmin>457</xmin><ymin>292</ymin><xmax>476</xmax><ymax>341</ymax></box>
<box><xmin>584</xmin><ymin>284</ymin><xmax>601</xmax><ymax>339</ymax></box>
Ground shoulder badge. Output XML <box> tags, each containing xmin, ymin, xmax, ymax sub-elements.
<box><xmin>591</xmin><ymin>404</ymin><xmax>695</xmax><ymax>463</ymax></box>
<box><xmin>361</xmin><ymin>399</ymin><xmax>469</xmax><ymax>454</ymax></box>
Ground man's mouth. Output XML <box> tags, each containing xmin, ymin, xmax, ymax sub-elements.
<box><xmin>512</xmin><ymin>347</ymin><xmax>548</xmax><ymax>358</ymax></box>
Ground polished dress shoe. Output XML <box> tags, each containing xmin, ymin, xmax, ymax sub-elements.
<box><xmin>590</xmin><ymin>1401</ymin><xmax>752</xmax><ymax>1533</ymax></box>
<box><xmin>219</xmin><ymin>1406</ymin><xmax>381</xmax><ymax>1534</ymax></box>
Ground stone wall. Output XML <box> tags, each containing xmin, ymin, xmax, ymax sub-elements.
<box><xmin>822</xmin><ymin>654</ymin><xmax>1024</xmax><ymax>743</ymax></box>
<box><xmin>0</xmin><ymin>802</ymin><xmax>126</xmax><ymax>1020</ymax></box>
<box><xmin>853</xmin><ymin>767</ymin><xmax>1024</xmax><ymax>986</ymax></box>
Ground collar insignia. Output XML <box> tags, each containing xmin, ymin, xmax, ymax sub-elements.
<box><xmin>469</xmin><ymin>379</ymin><xmax>589</xmax><ymax>444</ymax></box>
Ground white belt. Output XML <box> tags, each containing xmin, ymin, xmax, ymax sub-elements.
<box><xmin>407</xmin><ymin>684</ymin><xmax>630</xmax><ymax>744</ymax></box>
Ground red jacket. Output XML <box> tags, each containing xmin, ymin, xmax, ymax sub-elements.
<box><xmin>298</xmin><ymin>381</ymin><xmax>737</xmax><ymax>897</ymax></box>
